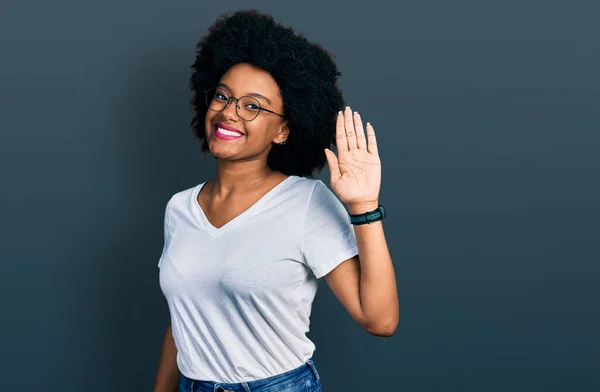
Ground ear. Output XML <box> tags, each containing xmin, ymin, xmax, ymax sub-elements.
<box><xmin>274</xmin><ymin>121</ymin><xmax>290</xmax><ymax>144</ymax></box>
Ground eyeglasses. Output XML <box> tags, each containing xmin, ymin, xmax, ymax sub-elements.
<box><xmin>204</xmin><ymin>87</ymin><xmax>285</xmax><ymax>121</ymax></box>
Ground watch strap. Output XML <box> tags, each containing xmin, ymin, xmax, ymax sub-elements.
<box><xmin>349</xmin><ymin>205</ymin><xmax>386</xmax><ymax>225</ymax></box>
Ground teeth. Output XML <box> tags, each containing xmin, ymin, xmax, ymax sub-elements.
<box><xmin>217</xmin><ymin>127</ymin><xmax>242</xmax><ymax>136</ymax></box>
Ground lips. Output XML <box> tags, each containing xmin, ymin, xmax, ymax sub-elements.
<box><xmin>215</xmin><ymin>123</ymin><xmax>244</xmax><ymax>135</ymax></box>
<box><xmin>213</xmin><ymin>123</ymin><xmax>245</xmax><ymax>140</ymax></box>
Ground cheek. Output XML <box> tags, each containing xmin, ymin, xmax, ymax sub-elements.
<box><xmin>204</xmin><ymin>113</ymin><xmax>216</xmax><ymax>135</ymax></box>
<box><xmin>247</xmin><ymin>119</ymin><xmax>279</xmax><ymax>140</ymax></box>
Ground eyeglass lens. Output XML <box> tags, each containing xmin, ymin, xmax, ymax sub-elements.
<box><xmin>205</xmin><ymin>87</ymin><xmax>262</xmax><ymax>121</ymax></box>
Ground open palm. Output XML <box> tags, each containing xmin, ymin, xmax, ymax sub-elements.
<box><xmin>324</xmin><ymin>107</ymin><xmax>381</xmax><ymax>205</ymax></box>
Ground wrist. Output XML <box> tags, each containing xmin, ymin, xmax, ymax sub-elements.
<box><xmin>348</xmin><ymin>201</ymin><xmax>380</xmax><ymax>215</ymax></box>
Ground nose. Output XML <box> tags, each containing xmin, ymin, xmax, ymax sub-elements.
<box><xmin>220</xmin><ymin>97</ymin><xmax>240</xmax><ymax>120</ymax></box>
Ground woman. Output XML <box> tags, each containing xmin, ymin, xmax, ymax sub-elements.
<box><xmin>154</xmin><ymin>9</ymin><xmax>399</xmax><ymax>392</ymax></box>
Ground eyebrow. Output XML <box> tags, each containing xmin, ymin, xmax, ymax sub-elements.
<box><xmin>217</xmin><ymin>83</ymin><xmax>272</xmax><ymax>105</ymax></box>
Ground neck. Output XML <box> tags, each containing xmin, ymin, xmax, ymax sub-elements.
<box><xmin>209</xmin><ymin>159</ymin><xmax>276</xmax><ymax>197</ymax></box>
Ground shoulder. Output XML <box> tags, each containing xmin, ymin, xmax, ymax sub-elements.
<box><xmin>287</xmin><ymin>176</ymin><xmax>329</xmax><ymax>199</ymax></box>
<box><xmin>164</xmin><ymin>182</ymin><xmax>205</xmax><ymax>210</ymax></box>
<box><xmin>289</xmin><ymin>176</ymin><xmax>346</xmax><ymax>216</ymax></box>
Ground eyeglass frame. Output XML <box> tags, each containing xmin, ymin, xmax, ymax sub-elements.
<box><xmin>204</xmin><ymin>87</ymin><xmax>285</xmax><ymax>121</ymax></box>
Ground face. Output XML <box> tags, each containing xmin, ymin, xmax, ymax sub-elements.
<box><xmin>204</xmin><ymin>62</ymin><xmax>289</xmax><ymax>162</ymax></box>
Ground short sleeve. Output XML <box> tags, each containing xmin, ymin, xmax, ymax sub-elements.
<box><xmin>301</xmin><ymin>181</ymin><xmax>359</xmax><ymax>279</ymax></box>
<box><xmin>157</xmin><ymin>199</ymin><xmax>173</xmax><ymax>268</ymax></box>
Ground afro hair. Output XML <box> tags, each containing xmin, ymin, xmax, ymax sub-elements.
<box><xmin>189</xmin><ymin>9</ymin><xmax>345</xmax><ymax>178</ymax></box>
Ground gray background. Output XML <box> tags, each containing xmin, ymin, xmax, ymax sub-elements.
<box><xmin>1</xmin><ymin>0</ymin><xmax>599</xmax><ymax>391</ymax></box>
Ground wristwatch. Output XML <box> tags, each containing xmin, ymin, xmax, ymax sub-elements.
<box><xmin>349</xmin><ymin>205</ymin><xmax>386</xmax><ymax>225</ymax></box>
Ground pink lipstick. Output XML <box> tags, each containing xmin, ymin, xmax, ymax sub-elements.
<box><xmin>214</xmin><ymin>123</ymin><xmax>244</xmax><ymax>140</ymax></box>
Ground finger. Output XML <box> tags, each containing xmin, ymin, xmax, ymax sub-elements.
<box><xmin>353</xmin><ymin>111</ymin><xmax>367</xmax><ymax>150</ymax></box>
<box><xmin>324</xmin><ymin>148</ymin><xmax>341</xmax><ymax>184</ymax></box>
<box><xmin>366</xmin><ymin>122</ymin><xmax>378</xmax><ymax>155</ymax></box>
<box><xmin>335</xmin><ymin>111</ymin><xmax>348</xmax><ymax>153</ymax></box>
<box><xmin>344</xmin><ymin>106</ymin><xmax>357</xmax><ymax>150</ymax></box>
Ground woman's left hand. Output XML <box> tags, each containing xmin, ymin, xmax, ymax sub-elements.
<box><xmin>324</xmin><ymin>106</ymin><xmax>381</xmax><ymax>211</ymax></box>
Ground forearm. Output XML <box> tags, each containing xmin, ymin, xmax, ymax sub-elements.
<box><xmin>153</xmin><ymin>322</ymin><xmax>180</xmax><ymax>392</ymax></box>
<box><xmin>349</xmin><ymin>202</ymin><xmax>399</xmax><ymax>335</ymax></box>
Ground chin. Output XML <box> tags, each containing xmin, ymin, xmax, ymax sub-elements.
<box><xmin>207</xmin><ymin>141</ymin><xmax>237</xmax><ymax>160</ymax></box>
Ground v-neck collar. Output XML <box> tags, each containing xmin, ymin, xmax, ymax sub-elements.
<box><xmin>190</xmin><ymin>175</ymin><xmax>297</xmax><ymax>237</ymax></box>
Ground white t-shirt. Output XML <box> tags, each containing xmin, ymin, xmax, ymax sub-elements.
<box><xmin>158</xmin><ymin>175</ymin><xmax>358</xmax><ymax>382</ymax></box>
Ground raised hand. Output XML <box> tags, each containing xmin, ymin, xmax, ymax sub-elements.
<box><xmin>324</xmin><ymin>106</ymin><xmax>381</xmax><ymax>210</ymax></box>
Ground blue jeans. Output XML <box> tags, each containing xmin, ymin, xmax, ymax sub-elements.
<box><xmin>178</xmin><ymin>358</ymin><xmax>322</xmax><ymax>392</ymax></box>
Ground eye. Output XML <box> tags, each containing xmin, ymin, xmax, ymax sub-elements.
<box><xmin>215</xmin><ymin>92</ymin><xmax>228</xmax><ymax>101</ymax></box>
<box><xmin>245</xmin><ymin>103</ymin><xmax>260</xmax><ymax>111</ymax></box>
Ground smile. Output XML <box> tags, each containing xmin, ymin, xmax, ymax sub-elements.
<box><xmin>214</xmin><ymin>124</ymin><xmax>244</xmax><ymax>140</ymax></box>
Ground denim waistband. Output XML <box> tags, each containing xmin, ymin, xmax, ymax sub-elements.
<box><xmin>179</xmin><ymin>358</ymin><xmax>320</xmax><ymax>392</ymax></box>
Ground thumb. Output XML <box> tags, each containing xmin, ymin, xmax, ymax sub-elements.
<box><xmin>324</xmin><ymin>148</ymin><xmax>341</xmax><ymax>183</ymax></box>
